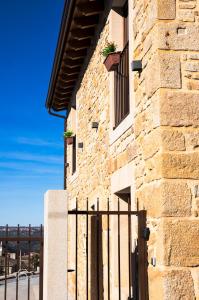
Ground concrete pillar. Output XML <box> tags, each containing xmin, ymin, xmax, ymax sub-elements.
<box><xmin>43</xmin><ymin>190</ymin><xmax>68</xmax><ymax>300</ymax></box>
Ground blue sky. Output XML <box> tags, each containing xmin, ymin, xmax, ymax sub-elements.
<box><xmin>0</xmin><ymin>0</ymin><xmax>65</xmax><ymax>225</ymax></box>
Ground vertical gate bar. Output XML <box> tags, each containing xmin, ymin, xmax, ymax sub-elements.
<box><xmin>39</xmin><ymin>225</ymin><xmax>43</xmax><ymax>300</ymax></box>
<box><xmin>86</xmin><ymin>198</ymin><xmax>89</xmax><ymax>300</ymax></box>
<box><xmin>138</xmin><ymin>210</ymin><xmax>148</xmax><ymax>300</ymax></box>
<box><xmin>128</xmin><ymin>198</ymin><xmax>132</xmax><ymax>299</ymax></box>
<box><xmin>96</xmin><ymin>198</ymin><xmax>100</xmax><ymax>300</ymax></box>
<box><xmin>138</xmin><ymin>211</ymin><xmax>142</xmax><ymax>300</ymax></box>
<box><xmin>28</xmin><ymin>225</ymin><xmax>31</xmax><ymax>300</ymax></box>
<box><xmin>118</xmin><ymin>199</ymin><xmax>121</xmax><ymax>300</ymax></box>
<box><xmin>75</xmin><ymin>198</ymin><xmax>78</xmax><ymax>300</ymax></box>
<box><xmin>16</xmin><ymin>224</ymin><xmax>20</xmax><ymax>300</ymax></box>
<box><xmin>4</xmin><ymin>224</ymin><xmax>8</xmax><ymax>300</ymax></box>
<box><xmin>107</xmin><ymin>198</ymin><xmax>110</xmax><ymax>300</ymax></box>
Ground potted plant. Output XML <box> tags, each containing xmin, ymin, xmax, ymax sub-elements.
<box><xmin>101</xmin><ymin>42</ymin><xmax>120</xmax><ymax>71</ymax></box>
<box><xmin>64</xmin><ymin>130</ymin><xmax>74</xmax><ymax>145</ymax></box>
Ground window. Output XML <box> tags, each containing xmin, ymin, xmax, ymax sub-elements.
<box><xmin>72</xmin><ymin>135</ymin><xmax>76</xmax><ymax>174</ymax></box>
<box><xmin>114</xmin><ymin>1</ymin><xmax>129</xmax><ymax>128</ymax></box>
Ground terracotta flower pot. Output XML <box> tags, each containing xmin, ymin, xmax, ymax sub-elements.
<box><xmin>66</xmin><ymin>136</ymin><xmax>73</xmax><ymax>145</ymax></box>
<box><xmin>103</xmin><ymin>52</ymin><xmax>121</xmax><ymax>72</ymax></box>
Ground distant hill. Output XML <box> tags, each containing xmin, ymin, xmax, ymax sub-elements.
<box><xmin>0</xmin><ymin>226</ymin><xmax>43</xmax><ymax>254</ymax></box>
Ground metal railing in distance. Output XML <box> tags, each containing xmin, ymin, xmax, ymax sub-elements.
<box><xmin>0</xmin><ymin>225</ymin><xmax>43</xmax><ymax>300</ymax></box>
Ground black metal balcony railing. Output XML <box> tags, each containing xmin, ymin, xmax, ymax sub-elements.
<box><xmin>114</xmin><ymin>42</ymin><xmax>129</xmax><ymax>128</ymax></box>
<box><xmin>0</xmin><ymin>225</ymin><xmax>43</xmax><ymax>300</ymax></box>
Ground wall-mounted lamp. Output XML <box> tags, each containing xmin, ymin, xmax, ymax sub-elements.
<box><xmin>78</xmin><ymin>142</ymin><xmax>83</xmax><ymax>149</ymax></box>
<box><xmin>131</xmin><ymin>60</ymin><xmax>142</xmax><ymax>73</ymax></box>
<box><xmin>92</xmin><ymin>122</ymin><xmax>99</xmax><ymax>129</ymax></box>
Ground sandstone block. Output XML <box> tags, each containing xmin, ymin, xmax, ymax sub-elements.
<box><xmin>137</xmin><ymin>180</ymin><xmax>191</xmax><ymax>217</ymax></box>
<box><xmin>134</xmin><ymin>111</ymin><xmax>146</xmax><ymax>137</ymax></box>
<box><xmin>148</xmin><ymin>268</ymin><xmax>195</xmax><ymax>300</ymax></box>
<box><xmin>141</xmin><ymin>129</ymin><xmax>160</xmax><ymax>160</ymax></box>
<box><xmin>107</xmin><ymin>158</ymin><xmax>114</xmax><ymax>174</ymax></box>
<box><xmin>148</xmin><ymin>268</ymin><xmax>164</xmax><ymax>300</ymax></box>
<box><xmin>157</xmin><ymin>0</ymin><xmax>176</xmax><ymax>20</ymax></box>
<box><xmin>145</xmin><ymin>153</ymin><xmax>162</xmax><ymax>182</ymax></box>
<box><xmin>185</xmin><ymin>130</ymin><xmax>199</xmax><ymax>150</ymax></box>
<box><xmin>159</xmin><ymin>51</ymin><xmax>181</xmax><ymax>88</ymax></box>
<box><xmin>187</xmin><ymin>80</ymin><xmax>199</xmax><ymax>90</ymax></box>
<box><xmin>179</xmin><ymin>3</ymin><xmax>196</xmax><ymax>9</ymax></box>
<box><xmin>188</xmin><ymin>53</ymin><xmax>199</xmax><ymax>60</ymax></box>
<box><xmin>158</xmin><ymin>23</ymin><xmax>199</xmax><ymax>51</ymax></box>
<box><xmin>161</xmin><ymin>181</ymin><xmax>192</xmax><ymax>216</ymax></box>
<box><xmin>163</xmin><ymin>270</ymin><xmax>195</xmax><ymax>300</ymax></box>
<box><xmin>117</xmin><ymin>151</ymin><xmax>128</xmax><ymax>170</ymax></box>
<box><xmin>160</xmin><ymin>90</ymin><xmax>199</xmax><ymax>127</ymax></box>
<box><xmin>179</xmin><ymin>9</ymin><xmax>195</xmax><ymax>22</ymax></box>
<box><xmin>162</xmin><ymin>130</ymin><xmax>186</xmax><ymax>151</ymax></box>
<box><xmin>162</xmin><ymin>152</ymin><xmax>199</xmax><ymax>179</ymax></box>
<box><xmin>159</xmin><ymin>219</ymin><xmax>199</xmax><ymax>266</ymax></box>
<box><xmin>141</xmin><ymin>127</ymin><xmax>186</xmax><ymax>154</ymax></box>
<box><xmin>185</xmin><ymin>62</ymin><xmax>199</xmax><ymax>72</ymax></box>
<box><xmin>126</xmin><ymin>143</ymin><xmax>138</xmax><ymax>162</ymax></box>
<box><xmin>145</xmin><ymin>52</ymin><xmax>181</xmax><ymax>97</ymax></box>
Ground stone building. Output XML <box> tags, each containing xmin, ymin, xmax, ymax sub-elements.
<box><xmin>45</xmin><ymin>0</ymin><xmax>199</xmax><ymax>299</ymax></box>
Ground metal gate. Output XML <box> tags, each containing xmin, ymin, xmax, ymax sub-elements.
<box><xmin>0</xmin><ymin>225</ymin><xmax>43</xmax><ymax>300</ymax></box>
<box><xmin>68</xmin><ymin>198</ymin><xmax>148</xmax><ymax>300</ymax></box>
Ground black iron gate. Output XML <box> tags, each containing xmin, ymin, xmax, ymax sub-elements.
<box><xmin>0</xmin><ymin>225</ymin><xmax>43</xmax><ymax>300</ymax></box>
<box><xmin>68</xmin><ymin>198</ymin><xmax>148</xmax><ymax>300</ymax></box>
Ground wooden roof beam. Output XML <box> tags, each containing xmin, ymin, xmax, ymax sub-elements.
<box><xmin>53</xmin><ymin>101</ymin><xmax>69</xmax><ymax>107</ymax></box>
<box><xmin>53</xmin><ymin>106</ymin><xmax>68</xmax><ymax>112</ymax></box>
<box><xmin>70</xmin><ymin>28</ymin><xmax>95</xmax><ymax>40</ymax></box>
<box><xmin>58</xmin><ymin>74</ymin><xmax>78</xmax><ymax>82</ymax></box>
<box><xmin>74</xmin><ymin>16</ymin><xmax>99</xmax><ymax>29</ymax></box>
<box><xmin>61</xmin><ymin>66</ymin><xmax>81</xmax><ymax>75</ymax></box>
<box><xmin>57</xmin><ymin>82</ymin><xmax>75</xmax><ymax>89</ymax></box>
<box><xmin>77</xmin><ymin>2</ymin><xmax>104</xmax><ymax>16</ymax></box>
<box><xmin>63</xmin><ymin>58</ymin><xmax>83</xmax><ymax>68</ymax></box>
<box><xmin>68</xmin><ymin>38</ymin><xmax>91</xmax><ymax>51</ymax></box>
<box><xmin>64</xmin><ymin>49</ymin><xmax>87</xmax><ymax>60</ymax></box>
<box><xmin>53</xmin><ymin>98</ymin><xmax>70</xmax><ymax>105</ymax></box>
<box><xmin>55</xmin><ymin>87</ymin><xmax>74</xmax><ymax>94</ymax></box>
<box><xmin>54</xmin><ymin>91</ymin><xmax>72</xmax><ymax>97</ymax></box>
<box><xmin>56</xmin><ymin>84</ymin><xmax>74</xmax><ymax>90</ymax></box>
<box><xmin>53</xmin><ymin>99</ymin><xmax>70</xmax><ymax>105</ymax></box>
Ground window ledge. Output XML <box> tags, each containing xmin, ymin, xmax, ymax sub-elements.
<box><xmin>109</xmin><ymin>113</ymin><xmax>133</xmax><ymax>145</ymax></box>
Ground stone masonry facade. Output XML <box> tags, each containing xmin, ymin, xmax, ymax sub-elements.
<box><xmin>66</xmin><ymin>0</ymin><xmax>199</xmax><ymax>299</ymax></box>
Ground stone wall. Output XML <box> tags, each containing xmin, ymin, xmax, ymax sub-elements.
<box><xmin>132</xmin><ymin>0</ymin><xmax>199</xmax><ymax>298</ymax></box>
<box><xmin>66</xmin><ymin>22</ymin><xmax>111</xmax><ymax>299</ymax></box>
<box><xmin>67</xmin><ymin>23</ymin><xmax>110</xmax><ymax>204</ymax></box>
<box><xmin>66</xmin><ymin>0</ymin><xmax>199</xmax><ymax>299</ymax></box>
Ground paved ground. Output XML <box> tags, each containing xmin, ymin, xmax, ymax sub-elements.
<box><xmin>0</xmin><ymin>275</ymin><xmax>39</xmax><ymax>300</ymax></box>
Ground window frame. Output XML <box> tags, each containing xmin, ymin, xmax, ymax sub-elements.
<box><xmin>109</xmin><ymin>1</ymin><xmax>134</xmax><ymax>145</ymax></box>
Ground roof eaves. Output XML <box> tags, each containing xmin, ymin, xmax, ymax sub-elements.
<box><xmin>45</xmin><ymin>0</ymin><xmax>77</xmax><ymax>111</ymax></box>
